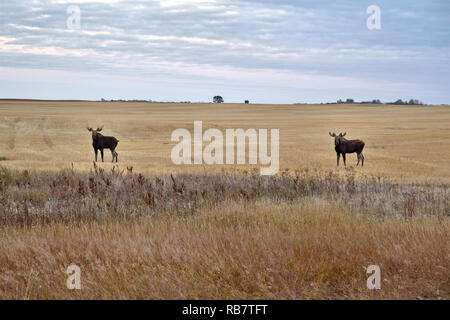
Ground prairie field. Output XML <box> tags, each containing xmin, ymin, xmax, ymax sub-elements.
<box><xmin>1</xmin><ymin>99</ymin><xmax>450</xmax><ymax>182</ymax></box>
<box><xmin>0</xmin><ymin>100</ymin><xmax>449</xmax><ymax>299</ymax></box>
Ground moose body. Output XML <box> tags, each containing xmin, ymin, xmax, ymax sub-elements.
<box><xmin>329</xmin><ymin>132</ymin><xmax>365</xmax><ymax>166</ymax></box>
<box><xmin>87</xmin><ymin>126</ymin><xmax>119</xmax><ymax>162</ymax></box>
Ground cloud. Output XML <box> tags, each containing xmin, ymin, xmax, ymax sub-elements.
<box><xmin>0</xmin><ymin>0</ymin><xmax>448</xmax><ymax>103</ymax></box>
<box><xmin>50</xmin><ymin>0</ymin><xmax>120</xmax><ymax>3</ymax></box>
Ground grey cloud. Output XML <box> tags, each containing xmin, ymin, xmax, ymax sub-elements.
<box><xmin>0</xmin><ymin>0</ymin><xmax>448</xmax><ymax>103</ymax></box>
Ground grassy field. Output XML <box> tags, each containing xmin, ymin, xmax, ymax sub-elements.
<box><xmin>0</xmin><ymin>100</ymin><xmax>448</xmax><ymax>299</ymax></box>
<box><xmin>0</xmin><ymin>167</ymin><xmax>448</xmax><ymax>299</ymax></box>
<box><xmin>1</xmin><ymin>99</ymin><xmax>450</xmax><ymax>182</ymax></box>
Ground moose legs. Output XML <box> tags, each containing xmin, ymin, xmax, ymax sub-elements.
<box><xmin>94</xmin><ymin>148</ymin><xmax>105</xmax><ymax>162</ymax></box>
<box><xmin>356</xmin><ymin>153</ymin><xmax>365</xmax><ymax>166</ymax></box>
<box><xmin>94</xmin><ymin>147</ymin><xmax>118</xmax><ymax>163</ymax></box>
<box><xmin>338</xmin><ymin>151</ymin><xmax>365</xmax><ymax>167</ymax></box>
<box><xmin>336</xmin><ymin>153</ymin><xmax>348</xmax><ymax>166</ymax></box>
<box><xmin>337</xmin><ymin>153</ymin><xmax>347</xmax><ymax>166</ymax></box>
<box><xmin>111</xmin><ymin>149</ymin><xmax>118</xmax><ymax>163</ymax></box>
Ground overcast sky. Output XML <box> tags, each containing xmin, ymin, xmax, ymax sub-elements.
<box><xmin>0</xmin><ymin>0</ymin><xmax>449</xmax><ymax>103</ymax></box>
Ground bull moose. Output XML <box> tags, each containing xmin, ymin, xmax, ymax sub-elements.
<box><xmin>329</xmin><ymin>132</ymin><xmax>365</xmax><ymax>166</ymax></box>
<box><xmin>87</xmin><ymin>126</ymin><xmax>119</xmax><ymax>162</ymax></box>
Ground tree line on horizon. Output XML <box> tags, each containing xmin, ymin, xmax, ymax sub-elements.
<box><xmin>329</xmin><ymin>98</ymin><xmax>424</xmax><ymax>105</ymax></box>
<box><xmin>98</xmin><ymin>97</ymin><xmax>428</xmax><ymax>105</ymax></box>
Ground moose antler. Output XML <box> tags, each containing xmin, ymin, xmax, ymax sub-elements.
<box><xmin>87</xmin><ymin>126</ymin><xmax>93</xmax><ymax>131</ymax></box>
<box><xmin>96</xmin><ymin>126</ymin><xmax>103</xmax><ymax>132</ymax></box>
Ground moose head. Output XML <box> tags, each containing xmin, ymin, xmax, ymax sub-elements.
<box><xmin>329</xmin><ymin>132</ymin><xmax>346</xmax><ymax>146</ymax></box>
<box><xmin>87</xmin><ymin>126</ymin><xmax>104</xmax><ymax>139</ymax></box>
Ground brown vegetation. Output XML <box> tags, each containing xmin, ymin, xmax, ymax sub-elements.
<box><xmin>0</xmin><ymin>100</ymin><xmax>448</xmax><ymax>299</ymax></box>
<box><xmin>0</xmin><ymin>166</ymin><xmax>448</xmax><ymax>299</ymax></box>
<box><xmin>1</xmin><ymin>100</ymin><xmax>450</xmax><ymax>182</ymax></box>
<box><xmin>0</xmin><ymin>165</ymin><xmax>448</xmax><ymax>226</ymax></box>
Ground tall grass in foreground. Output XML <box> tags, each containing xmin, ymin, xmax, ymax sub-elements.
<box><xmin>0</xmin><ymin>205</ymin><xmax>448</xmax><ymax>299</ymax></box>
<box><xmin>0</xmin><ymin>165</ymin><xmax>448</xmax><ymax>299</ymax></box>
<box><xmin>0</xmin><ymin>165</ymin><xmax>448</xmax><ymax>226</ymax></box>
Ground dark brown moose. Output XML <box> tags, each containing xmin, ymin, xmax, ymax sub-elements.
<box><xmin>87</xmin><ymin>126</ymin><xmax>119</xmax><ymax>162</ymax></box>
<box><xmin>329</xmin><ymin>132</ymin><xmax>365</xmax><ymax>166</ymax></box>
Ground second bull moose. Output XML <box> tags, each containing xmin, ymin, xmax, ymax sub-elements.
<box><xmin>329</xmin><ymin>132</ymin><xmax>365</xmax><ymax>166</ymax></box>
<box><xmin>87</xmin><ymin>126</ymin><xmax>120</xmax><ymax>162</ymax></box>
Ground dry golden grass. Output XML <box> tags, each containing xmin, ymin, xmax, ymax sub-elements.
<box><xmin>1</xmin><ymin>99</ymin><xmax>449</xmax><ymax>182</ymax></box>
<box><xmin>0</xmin><ymin>99</ymin><xmax>448</xmax><ymax>300</ymax></box>
<box><xmin>0</xmin><ymin>166</ymin><xmax>448</xmax><ymax>299</ymax></box>
<box><xmin>0</xmin><ymin>204</ymin><xmax>447</xmax><ymax>299</ymax></box>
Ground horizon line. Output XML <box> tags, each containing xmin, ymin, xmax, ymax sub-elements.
<box><xmin>1</xmin><ymin>98</ymin><xmax>449</xmax><ymax>106</ymax></box>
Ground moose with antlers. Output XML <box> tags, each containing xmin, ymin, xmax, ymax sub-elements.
<box><xmin>87</xmin><ymin>126</ymin><xmax>120</xmax><ymax>162</ymax></box>
<box><xmin>329</xmin><ymin>132</ymin><xmax>365</xmax><ymax>166</ymax></box>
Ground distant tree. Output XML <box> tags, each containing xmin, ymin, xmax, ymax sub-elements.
<box><xmin>346</xmin><ymin>99</ymin><xmax>354</xmax><ymax>104</ymax></box>
<box><xmin>372</xmin><ymin>99</ymin><xmax>381</xmax><ymax>104</ymax></box>
<box><xmin>393</xmin><ymin>99</ymin><xmax>405</xmax><ymax>105</ymax></box>
<box><xmin>337</xmin><ymin>99</ymin><xmax>344</xmax><ymax>104</ymax></box>
<box><xmin>408</xmin><ymin>99</ymin><xmax>423</xmax><ymax>105</ymax></box>
<box><xmin>213</xmin><ymin>96</ymin><xmax>224</xmax><ymax>103</ymax></box>
<box><xmin>245</xmin><ymin>100</ymin><xmax>249</xmax><ymax>104</ymax></box>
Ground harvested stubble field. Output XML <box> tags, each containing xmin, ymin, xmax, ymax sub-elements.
<box><xmin>0</xmin><ymin>100</ymin><xmax>449</xmax><ymax>299</ymax></box>
<box><xmin>1</xmin><ymin>99</ymin><xmax>450</xmax><ymax>182</ymax></box>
